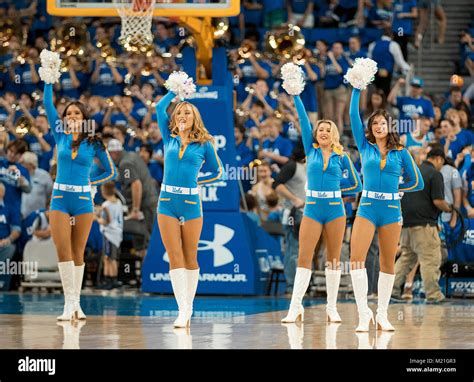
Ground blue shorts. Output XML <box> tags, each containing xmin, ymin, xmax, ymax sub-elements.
<box><xmin>356</xmin><ymin>197</ymin><xmax>403</xmax><ymax>228</ymax></box>
<box><xmin>50</xmin><ymin>189</ymin><xmax>94</xmax><ymax>216</ymax></box>
<box><xmin>157</xmin><ymin>191</ymin><xmax>202</xmax><ymax>222</ymax></box>
<box><xmin>303</xmin><ymin>197</ymin><xmax>346</xmax><ymax>225</ymax></box>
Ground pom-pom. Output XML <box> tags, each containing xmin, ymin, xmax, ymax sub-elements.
<box><xmin>38</xmin><ymin>49</ymin><xmax>62</xmax><ymax>84</ymax></box>
<box><xmin>280</xmin><ymin>63</ymin><xmax>305</xmax><ymax>95</ymax></box>
<box><xmin>164</xmin><ymin>71</ymin><xmax>196</xmax><ymax>100</ymax></box>
<box><xmin>344</xmin><ymin>57</ymin><xmax>378</xmax><ymax>90</ymax></box>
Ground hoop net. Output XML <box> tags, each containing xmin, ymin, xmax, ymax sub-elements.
<box><xmin>114</xmin><ymin>0</ymin><xmax>156</xmax><ymax>48</ymax></box>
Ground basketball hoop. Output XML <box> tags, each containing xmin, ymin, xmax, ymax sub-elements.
<box><xmin>114</xmin><ymin>0</ymin><xmax>156</xmax><ymax>49</ymax></box>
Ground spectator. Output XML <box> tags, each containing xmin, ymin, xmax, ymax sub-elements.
<box><xmin>259</xmin><ymin>117</ymin><xmax>293</xmax><ymax>171</ymax></box>
<box><xmin>107</xmin><ymin>139</ymin><xmax>158</xmax><ymax>237</ymax></box>
<box><xmin>241</xmin><ymin>192</ymin><xmax>261</xmax><ymax>226</ymax></box>
<box><xmin>272</xmin><ymin>144</ymin><xmax>307</xmax><ymax>294</ymax></box>
<box><xmin>442</xmin><ymin>109</ymin><xmax>474</xmax><ymax>160</ymax></box>
<box><xmin>261</xmin><ymin>0</ymin><xmax>286</xmax><ymax>28</ymax></box>
<box><xmin>20</xmin><ymin>151</ymin><xmax>53</xmax><ymax>219</ymax></box>
<box><xmin>363</xmin><ymin>88</ymin><xmax>387</xmax><ymax>124</ymax></box>
<box><xmin>97</xmin><ymin>182</ymin><xmax>124</xmax><ymax>290</ymax></box>
<box><xmin>391</xmin><ymin>0</ymin><xmax>418</xmax><ymax>60</ymax></box>
<box><xmin>244</xmin><ymin>99</ymin><xmax>267</xmax><ymax>129</ymax></box>
<box><xmin>400</xmin><ymin>116</ymin><xmax>432</xmax><ymax>154</ymax></box>
<box><xmin>318</xmin><ymin>0</ymin><xmax>346</xmax><ymax>28</ymax></box>
<box><xmin>0</xmin><ymin>182</ymin><xmax>20</xmax><ymax>291</ymax></box>
<box><xmin>287</xmin><ymin>0</ymin><xmax>315</xmax><ymax>28</ymax></box>
<box><xmin>90</xmin><ymin>51</ymin><xmax>126</xmax><ymax>98</ymax></box>
<box><xmin>366</xmin><ymin>0</ymin><xmax>393</xmax><ymax>30</ymax></box>
<box><xmin>241</xmin><ymin>79</ymin><xmax>278</xmax><ymax>117</ymax></box>
<box><xmin>250</xmin><ymin>160</ymin><xmax>274</xmax><ymax>220</ymax></box>
<box><xmin>55</xmin><ymin>56</ymin><xmax>86</xmax><ymax>100</ymax></box>
<box><xmin>323</xmin><ymin>42</ymin><xmax>350</xmax><ymax>132</ymax></box>
<box><xmin>266</xmin><ymin>190</ymin><xmax>282</xmax><ymax>222</ymax></box>
<box><xmin>30</xmin><ymin>209</ymin><xmax>51</xmax><ymax>242</ymax></box>
<box><xmin>441</xmin><ymin>87</ymin><xmax>470</xmax><ymax>117</ymax></box>
<box><xmin>388</xmin><ymin>77</ymin><xmax>435</xmax><ymax>133</ymax></box>
<box><xmin>346</xmin><ymin>36</ymin><xmax>367</xmax><ymax>63</ymax></box>
<box><xmin>369</xmin><ymin>30</ymin><xmax>411</xmax><ymax>95</ymax></box>
<box><xmin>24</xmin><ymin>115</ymin><xmax>55</xmax><ymax>172</ymax></box>
<box><xmin>0</xmin><ymin>130</ymin><xmax>10</xmax><ymax>157</ymax></box>
<box><xmin>235</xmin><ymin>39</ymin><xmax>272</xmax><ymax>102</ymax></box>
<box><xmin>146</xmin><ymin>121</ymin><xmax>164</xmax><ymax>164</ymax></box>
<box><xmin>139</xmin><ymin>143</ymin><xmax>163</xmax><ymax>190</ymax></box>
<box><xmin>235</xmin><ymin>124</ymin><xmax>255</xmax><ymax>168</ymax></box>
<box><xmin>394</xmin><ymin>147</ymin><xmax>451</xmax><ymax>303</ymax></box>
<box><xmin>415</xmin><ymin>0</ymin><xmax>447</xmax><ymax>48</ymax></box>
<box><xmin>0</xmin><ymin>140</ymin><xmax>31</xmax><ymax>221</ymax></box>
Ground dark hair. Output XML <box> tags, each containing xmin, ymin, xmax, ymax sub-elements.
<box><xmin>317</xmin><ymin>39</ymin><xmax>328</xmax><ymax>47</ymax></box>
<box><xmin>427</xmin><ymin>147</ymin><xmax>446</xmax><ymax>160</ymax></box>
<box><xmin>242</xmin><ymin>193</ymin><xmax>257</xmax><ymax>210</ymax></box>
<box><xmin>291</xmin><ymin>141</ymin><xmax>306</xmax><ymax>162</ymax></box>
<box><xmin>440</xmin><ymin>118</ymin><xmax>455</xmax><ymax>127</ymax></box>
<box><xmin>444</xmin><ymin>156</ymin><xmax>456</xmax><ymax>168</ymax></box>
<box><xmin>265</xmin><ymin>191</ymin><xmax>279</xmax><ymax>208</ymax></box>
<box><xmin>62</xmin><ymin>101</ymin><xmax>105</xmax><ymax>151</ymax></box>
<box><xmin>253</xmin><ymin>100</ymin><xmax>265</xmax><ymax>109</ymax></box>
<box><xmin>7</xmin><ymin>139</ymin><xmax>28</xmax><ymax>154</ymax></box>
<box><xmin>140</xmin><ymin>143</ymin><xmax>153</xmax><ymax>158</ymax></box>
<box><xmin>101</xmin><ymin>181</ymin><xmax>116</xmax><ymax>197</ymax></box>
<box><xmin>366</xmin><ymin>110</ymin><xmax>401</xmax><ymax>151</ymax></box>
<box><xmin>366</xmin><ymin>89</ymin><xmax>387</xmax><ymax>117</ymax></box>
<box><xmin>235</xmin><ymin>124</ymin><xmax>246</xmax><ymax>136</ymax></box>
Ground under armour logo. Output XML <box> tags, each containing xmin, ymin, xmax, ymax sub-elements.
<box><xmin>163</xmin><ymin>224</ymin><xmax>235</xmax><ymax>267</ymax></box>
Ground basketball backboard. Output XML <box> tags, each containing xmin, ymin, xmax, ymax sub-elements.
<box><xmin>47</xmin><ymin>0</ymin><xmax>240</xmax><ymax>17</ymax></box>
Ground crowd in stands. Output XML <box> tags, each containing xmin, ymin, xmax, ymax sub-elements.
<box><xmin>0</xmin><ymin>0</ymin><xmax>472</xmax><ymax>295</ymax></box>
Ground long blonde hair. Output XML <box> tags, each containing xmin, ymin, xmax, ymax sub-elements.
<box><xmin>169</xmin><ymin>101</ymin><xmax>213</xmax><ymax>143</ymax></box>
<box><xmin>313</xmin><ymin>120</ymin><xmax>344</xmax><ymax>153</ymax></box>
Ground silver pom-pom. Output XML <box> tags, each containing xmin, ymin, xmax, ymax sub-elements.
<box><xmin>38</xmin><ymin>49</ymin><xmax>62</xmax><ymax>84</ymax></box>
<box><xmin>344</xmin><ymin>58</ymin><xmax>378</xmax><ymax>90</ymax></box>
<box><xmin>281</xmin><ymin>63</ymin><xmax>305</xmax><ymax>95</ymax></box>
<box><xmin>164</xmin><ymin>71</ymin><xmax>196</xmax><ymax>100</ymax></box>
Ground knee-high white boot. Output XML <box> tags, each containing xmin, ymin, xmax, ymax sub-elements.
<box><xmin>350</xmin><ymin>268</ymin><xmax>374</xmax><ymax>332</ymax></box>
<box><xmin>325</xmin><ymin>268</ymin><xmax>342</xmax><ymax>323</ymax></box>
<box><xmin>57</xmin><ymin>261</ymin><xmax>76</xmax><ymax>321</ymax></box>
<box><xmin>281</xmin><ymin>267</ymin><xmax>312</xmax><ymax>323</ymax></box>
<box><xmin>376</xmin><ymin>272</ymin><xmax>395</xmax><ymax>331</ymax></box>
<box><xmin>74</xmin><ymin>264</ymin><xmax>86</xmax><ymax>320</ymax></box>
<box><xmin>185</xmin><ymin>268</ymin><xmax>199</xmax><ymax>319</ymax></box>
<box><xmin>170</xmin><ymin>268</ymin><xmax>190</xmax><ymax>328</ymax></box>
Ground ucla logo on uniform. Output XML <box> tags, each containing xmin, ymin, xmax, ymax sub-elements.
<box><xmin>317</xmin><ymin>192</ymin><xmax>328</xmax><ymax>198</ymax></box>
<box><xmin>374</xmin><ymin>192</ymin><xmax>385</xmax><ymax>200</ymax></box>
<box><xmin>172</xmin><ymin>187</ymin><xmax>182</xmax><ymax>194</ymax></box>
<box><xmin>65</xmin><ymin>185</ymin><xmax>74</xmax><ymax>191</ymax></box>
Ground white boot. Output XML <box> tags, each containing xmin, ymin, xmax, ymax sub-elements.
<box><xmin>376</xmin><ymin>272</ymin><xmax>396</xmax><ymax>331</ymax></box>
<box><xmin>281</xmin><ymin>267</ymin><xmax>312</xmax><ymax>323</ymax></box>
<box><xmin>185</xmin><ymin>268</ymin><xmax>199</xmax><ymax>320</ymax></box>
<box><xmin>325</xmin><ymin>268</ymin><xmax>342</xmax><ymax>323</ymax></box>
<box><xmin>74</xmin><ymin>264</ymin><xmax>86</xmax><ymax>320</ymax></box>
<box><xmin>350</xmin><ymin>268</ymin><xmax>374</xmax><ymax>332</ymax></box>
<box><xmin>170</xmin><ymin>268</ymin><xmax>190</xmax><ymax>328</ymax></box>
<box><xmin>57</xmin><ymin>261</ymin><xmax>76</xmax><ymax>321</ymax></box>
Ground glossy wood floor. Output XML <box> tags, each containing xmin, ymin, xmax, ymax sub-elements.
<box><xmin>1</xmin><ymin>301</ymin><xmax>473</xmax><ymax>349</ymax></box>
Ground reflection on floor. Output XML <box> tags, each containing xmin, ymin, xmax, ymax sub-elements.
<box><xmin>0</xmin><ymin>293</ymin><xmax>473</xmax><ymax>349</ymax></box>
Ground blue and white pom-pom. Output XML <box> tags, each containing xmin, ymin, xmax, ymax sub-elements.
<box><xmin>281</xmin><ymin>63</ymin><xmax>305</xmax><ymax>95</ymax></box>
<box><xmin>38</xmin><ymin>49</ymin><xmax>62</xmax><ymax>84</ymax></box>
<box><xmin>164</xmin><ymin>71</ymin><xmax>196</xmax><ymax>100</ymax></box>
<box><xmin>344</xmin><ymin>57</ymin><xmax>378</xmax><ymax>90</ymax></box>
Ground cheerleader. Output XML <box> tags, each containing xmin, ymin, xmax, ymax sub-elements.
<box><xmin>345</xmin><ymin>59</ymin><xmax>424</xmax><ymax>332</ymax></box>
<box><xmin>40</xmin><ymin>50</ymin><xmax>117</xmax><ymax>321</ymax></box>
<box><xmin>155</xmin><ymin>72</ymin><xmax>223</xmax><ymax>328</ymax></box>
<box><xmin>280</xmin><ymin>64</ymin><xmax>361</xmax><ymax>323</ymax></box>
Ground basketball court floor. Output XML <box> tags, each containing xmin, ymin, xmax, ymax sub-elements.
<box><xmin>1</xmin><ymin>293</ymin><xmax>472</xmax><ymax>349</ymax></box>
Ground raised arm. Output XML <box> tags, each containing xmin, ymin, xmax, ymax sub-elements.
<box><xmin>155</xmin><ymin>91</ymin><xmax>175</xmax><ymax>144</ymax></box>
<box><xmin>349</xmin><ymin>88</ymin><xmax>367</xmax><ymax>151</ymax></box>
<box><xmin>90</xmin><ymin>146</ymin><xmax>117</xmax><ymax>186</ymax></box>
<box><xmin>198</xmin><ymin>140</ymin><xmax>223</xmax><ymax>185</ymax></box>
<box><xmin>399</xmin><ymin>149</ymin><xmax>424</xmax><ymax>192</ymax></box>
<box><xmin>44</xmin><ymin>83</ymin><xmax>61</xmax><ymax>141</ymax></box>
<box><xmin>293</xmin><ymin>95</ymin><xmax>313</xmax><ymax>153</ymax></box>
<box><xmin>340</xmin><ymin>152</ymin><xmax>362</xmax><ymax>194</ymax></box>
